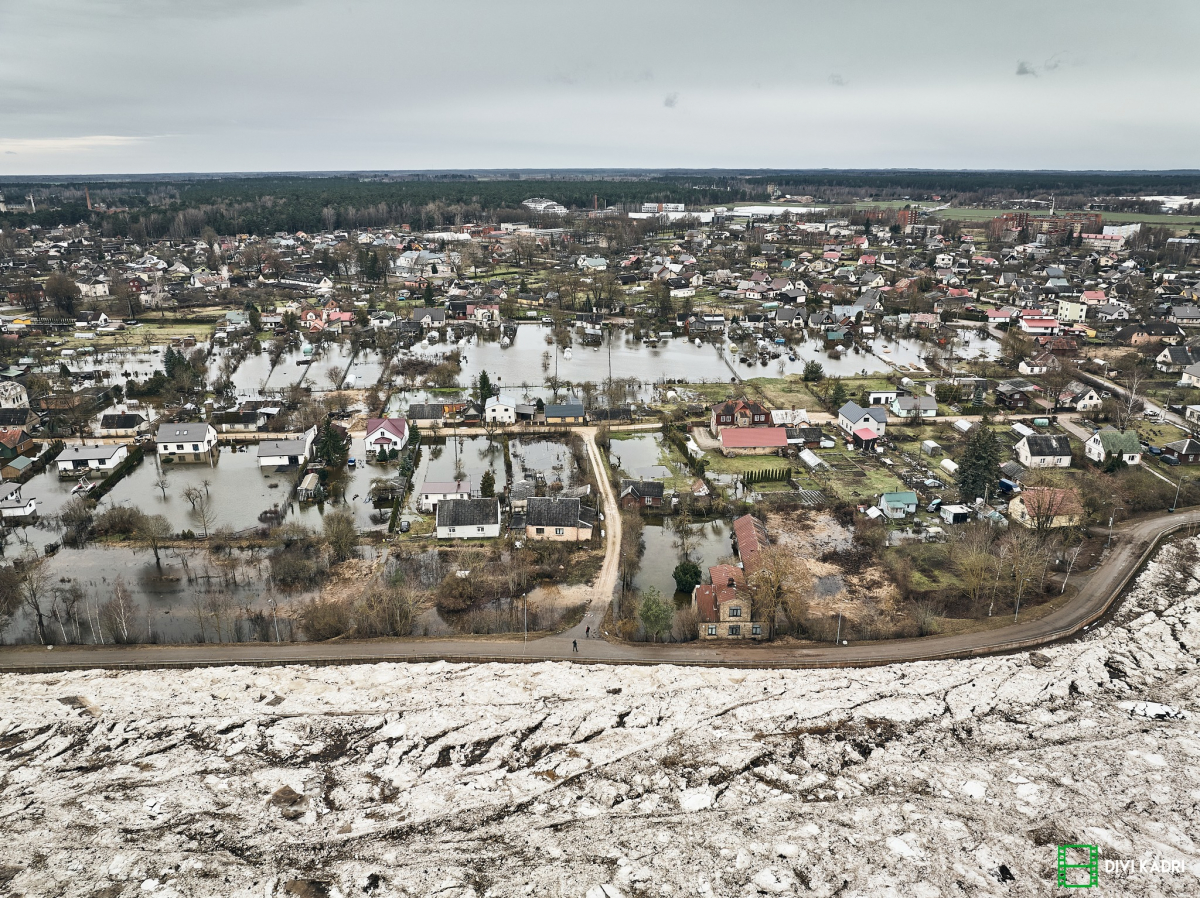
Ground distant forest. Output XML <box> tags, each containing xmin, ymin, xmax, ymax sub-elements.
<box><xmin>2</xmin><ymin>170</ymin><xmax>1199</xmax><ymax>239</ymax></box>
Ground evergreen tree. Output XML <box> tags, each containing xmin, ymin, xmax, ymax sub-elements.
<box><xmin>803</xmin><ymin>360</ymin><xmax>824</xmax><ymax>382</ymax></box>
<box><xmin>423</xmin><ymin>283</ymin><xmax>434</xmax><ymax>305</ymax></box>
<box><xmin>956</xmin><ymin>426</ymin><xmax>1003</xmax><ymax>502</ymax></box>
<box><xmin>476</xmin><ymin>370</ymin><xmax>494</xmax><ymax>405</ymax></box>
<box><xmin>672</xmin><ymin>559</ymin><xmax>702</xmax><ymax>595</ymax></box>
<box><xmin>480</xmin><ymin>469</ymin><xmax>496</xmax><ymax>498</ymax></box>
<box><xmin>829</xmin><ymin>379</ymin><xmax>848</xmax><ymax>409</ymax></box>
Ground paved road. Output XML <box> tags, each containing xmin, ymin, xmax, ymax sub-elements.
<box><xmin>5</xmin><ymin>503</ymin><xmax>1198</xmax><ymax>673</ymax></box>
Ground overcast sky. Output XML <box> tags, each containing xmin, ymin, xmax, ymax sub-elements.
<box><xmin>2</xmin><ymin>0</ymin><xmax>1199</xmax><ymax>176</ymax></box>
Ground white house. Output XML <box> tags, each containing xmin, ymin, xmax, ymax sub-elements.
<box><xmin>257</xmin><ymin>426</ymin><xmax>317</xmax><ymax>468</ymax></box>
<box><xmin>0</xmin><ymin>482</ymin><xmax>36</xmax><ymax>520</ymax></box>
<box><xmin>56</xmin><ymin>443</ymin><xmax>129</xmax><ymax>477</ymax></box>
<box><xmin>1056</xmin><ymin>299</ymin><xmax>1087</xmax><ymax>324</ymax></box>
<box><xmin>155</xmin><ymin>422</ymin><xmax>218</xmax><ymax>465</ymax></box>
<box><xmin>1085</xmin><ymin>428</ymin><xmax>1141</xmax><ymax>466</ymax></box>
<box><xmin>1015</xmin><ymin>434</ymin><xmax>1072</xmax><ymax>468</ymax></box>
<box><xmin>890</xmin><ymin>395</ymin><xmax>937</xmax><ymax>420</ymax></box>
<box><xmin>837</xmin><ymin>401</ymin><xmax>887</xmax><ymax>436</ymax></box>
<box><xmin>0</xmin><ymin>381</ymin><xmax>29</xmax><ymax>409</ymax></box>
<box><xmin>435</xmin><ymin>498</ymin><xmax>501</xmax><ymax>540</ymax></box>
<box><xmin>418</xmin><ymin>478</ymin><xmax>472</xmax><ymax>513</ymax></box>
<box><xmin>484</xmin><ymin>394</ymin><xmax>518</xmax><ymax>424</ymax></box>
<box><xmin>1017</xmin><ymin>316</ymin><xmax>1060</xmax><ymax>336</ymax></box>
<box><xmin>877</xmin><ymin>491</ymin><xmax>918</xmax><ymax>519</ymax></box>
<box><xmin>365</xmin><ymin>418</ymin><xmax>409</xmax><ymax>457</ymax></box>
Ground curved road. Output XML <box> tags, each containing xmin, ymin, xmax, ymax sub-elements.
<box><xmin>2</xmin><ymin>427</ymin><xmax>1198</xmax><ymax>673</ymax></box>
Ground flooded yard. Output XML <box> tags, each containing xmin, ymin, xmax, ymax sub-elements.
<box><xmin>633</xmin><ymin>518</ymin><xmax>733</xmax><ymax>603</ymax></box>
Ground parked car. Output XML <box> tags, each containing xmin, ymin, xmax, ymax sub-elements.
<box><xmin>399</xmin><ymin>520</ymin><xmax>411</xmax><ymax>533</ymax></box>
<box><xmin>1148</xmin><ymin>446</ymin><xmax>1163</xmax><ymax>456</ymax></box>
<box><xmin>1162</xmin><ymin>455</ymin><xmax>1180</xmax><ymax>466</ymax></box>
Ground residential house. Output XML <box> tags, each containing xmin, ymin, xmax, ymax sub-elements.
<box><xmin>995</xmin><ymin>379</ymin><xmax>1037</xmax><ymax>409</ymax></box>
<box><xmin>412</xmin><ymin>307</ymin><xmax>447</xmax><ymax>329</ymax></box>
<box><xmin>1009</xmin><ymin>487</ymin><xmax>1084</xmax><ymax>529</ymax></box>
<box><xmin>484</xmin><ymin>394</ymin><xmax>518</xmax><ymax>424</ymax></box>
<box><xmin>0</xmin><ymin>427</ymin><xmax>33</xmax><ymax>460</ymax></box>
<box><xmin>1015</xmin><ymin>434</ymin><xmax>1072</xmax><ymax>468</ymax></box>
<box><xmin>364</xmin><ymin>418</ymin><xmax>409</xmax><ymax>460</ymax></box>
<box><xmin>544</xmin><ymin>402</ymin><xmax>586</xmax><ymax>425</ymax></box>
<box><xmin>436</xmin><ymin>498</ymin><xmax>501</xmax><ymax>540</ymax></box>
<box><xmin>837</xmin><ymin>401</ymin><xmax>887</xmax><ymax>437</ymax></box>
<box><xmin>418</xmin><ymin>479</ymin><xmax>472</xmax><ymax>513</ymax></box>
<box><xmin>211</xmin><ymin>410</ymin><xmax>263</xmax><ymax>433</ymax></box>
<box><xmin>1056</xmin><ymin>382</ymin><xmax>1102</xmax><ymax>412</ymax></box>
<box><xmin>1162</xmin><ymin>438</ymin><xmax>1200</xmax><ymax>465</ymax></box>
<box><xmin>55</xmin><ymin>443</ymin><xmax>130</xmax><ymax>478</ymax></box>
<box><xmin>1170</xmin><ymin>306</ymin><xmax>1200</xmax><ymax>327</ymax></box>
<box><xmin>99</xmin><ymin>413</ymin><xmax>150</xmax><ymax>438</ymax></box>
<box><xmin>619</xmin><ymin>480</ymin><xmax>665</xmax><ymax>510</ymax></box>
<box><xmin>1114</xmin><ymin>322</ymin><xmax>1185</xmax><ymax>346</ymax></box>
<box><xmin>1085</xmin><ymin>428</ymin><xmax>1141</xmax><ymax>466</ymax></box>
<box><xmin>525</xmin><ymin>496</ymin><xmax>595</xmax><ymax>541</ymax></box>
<box><xmin>1092</xmin><ymin>304</ymin><xmax>1130</xmax><ymax>323</ymax></box>
<box><xmin>877</xmin><ymin>491</ymin><xmax>919</xmax><ymax>519</ymax></box>
<box><xmin>709</xmin><ymin>399</ymin><xmax>772</xmax><ymax>436</ymax></box>
<box><xmin>692</xmin><ymin>515</ymin><xmax>769</xmax><ymax>639</ymax></box>
<box><xmin>0</xmin><ymin>381</ymin><xmax>29</xmax><ymax>409</ymax></box>
<box><xmin>890</xmin><ymin>395</ymin><xmax>937</xmax><ymax>420</ymax></box>
<box><xmin>1018</xmin><ymin>352</ymin><xmax>1061</xmax><ymax>376</ymax></box>
<box><xmin>1182</xmin><ymin>363</ymin><xmax>1200</xmax><ymax>388</ymax></box>
<box><xmin>155</xmin><ymin>422</ymin><xmax>219</xmax><ymax>465</ymax></box>
<box><xmin>1018</xmin><ymin>316</ymin><xmax>1061</xmax><ymax>336</ymax></box>
<box><xmin>1156</xmin><ymin>345</ymin><xmax>1200</xmax><ymax>374</ymax></box>
<box><xmin>407</xmin><ymin>403</ymin><xmax>447</xmax><ymax>427</ymax></box>
<box><xmin>719</xmin><ymin>427</ymin><xmax>788</xmax><ymax>457</ymax></box>
<box><xmin>257</xmin><ymin>426</ymin><xmax>317</xmax><ymax>469</ymax></box>
<box><xmin>0</xmin><ymin>482</ymin><xmax>37</xmax><ymax>521</ymax></box>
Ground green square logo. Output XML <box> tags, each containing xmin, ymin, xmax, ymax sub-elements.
<box><xmin>1058</xmin><ymin>844</ymin><xmax>1099</xmax><ymax>888</ymax></box>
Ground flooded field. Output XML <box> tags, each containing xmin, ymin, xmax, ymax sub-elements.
<box><xmin>633</xmin><ymin>517</ymin><xmax>733</xmax><ymax>603</ymax></box>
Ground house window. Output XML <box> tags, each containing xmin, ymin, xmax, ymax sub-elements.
<box><xmin>752</xmin><ymin>624</ymin><xmax>762</xmax><ymax>636</ymax></box>
<box><xmin>176</xmin><ymin>444</ymin><xmax>184</xmax><ymax>451</ymax></box>
<box><xmin>728</xmin><ymin>606</ymin><xmax>741</xmax><ymax>617</ymax></box>
<box><xmin>728</xmin><ymin>625</ymin><xmax>741</xmax><ymax>636</ymax></box>
<box><xmin>192</xmin><ymin>444</ymin><xmax>199</xmax><ymax>452</ymax></box>
<box><xmin>645</xmin><ymin>497</ymin><xmax>652</xmax><ymax>506</ymax></box>
<box><xmin>554</xmin><ymin>527</ymin><xmax>565</xmax><ymax>536</ymax></box>
<box><xmin>707</xmin><ymin>625</ymin><xmax>717</xmax><ymax>636</ymax></box>
<box><xmin>477</xmin><ymin>526</ymin><xmax>484</xmax><ymax>533</ymax></box>
<box><xmin>449</xmin><ymin>527</ymin><xmax>456</xmax><ymax>533</ymax></box>
<box><xmin>535</xmin><ymin>527</ymin><xmax>545</xmax><ymax>535</ymax></box>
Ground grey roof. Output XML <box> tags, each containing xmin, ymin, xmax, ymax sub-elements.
<box><xmin>436</xmin><ymin>498</ymin><xmax>500</xmax><ymax>528</ymax></box>
<box><xmin>257</xmin><ymin>437</ymin><xmax>310</xmax><ymax>458</ymax></box>
<box><xmin>155</xmin><ymin>422</ymin><xmax>212</xmax><ymax>442</ymax></box>
<box><xmin>619</xmin><ymin>479</ymin><xmax>664</xmax><ymax>500</ymax></box>
<box><xmin>1022</xmin><ymin>434</ymin><xmax>1072</xmax><ymax>458</ymax></box>
<box><xmin>58</xmin><ymin>443</ymin><xmax>124</xmax><ymax>461</ymax></box>
<box><xmin>839</xmin><ymin>401</ymin><xmax>887</xmax><ymax>424</ymax></box>
<box><xmin>526</xmin><ymin>496</ymin><xmax>591</xmax><ymax>529</ymax></box>
<box><xmin>99</xmin><ymin>413</ymin><xmax>146</xmax><ymax>430</ymax></box>
<box><xmin>545</xmin><ymin>402</ymin><xmax>585</xmax><ymax>418</ymax></box>
<box><xmin>407</xmin><ymin>403</ymin><xmax>443</xmax><ymax>420</ymax></box>
<box><xmin>894</xmin><ymin>396</ymin><xmax>938</xmax><ymax>411</ymax></box>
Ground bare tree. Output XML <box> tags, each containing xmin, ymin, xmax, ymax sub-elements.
<box><xmin>182</xmin><ymin>486</ymin><xmax>203</xmax><ymax>510</ymax></box>
<box><xmin>193</xmin><ymin>494</ymin><xmax>217</xmax><ymax>538</ymax></box>
<box><xmin>100</xmin><ymin>578</ymin><xmax>137</xmax><ymax>644</ymax></box>
<box><xmin>154</xmin><ymin>475</ymin><xmax>170</xmax><ymax>499</ymax></box>
<box><xmin>18</xmin><ymin>552</ymin><xmax>53</xmax><ymax>644</ymax></box>
<box><xmin>137</xmin><ymin>514</ymin><xmax>173</xmax><ymax>569</ymax></box>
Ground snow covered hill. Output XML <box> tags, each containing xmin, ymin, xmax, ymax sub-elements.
<box><xmin>2</xmin><ymin>542</ymin><xmax>1199</xmax><ymax>897</ymax></box>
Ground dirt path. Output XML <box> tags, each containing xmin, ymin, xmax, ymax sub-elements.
<box><xmin>543</xmin><ymin>427</ymin><xmax>621</xmax><ymax>647</ymax></box>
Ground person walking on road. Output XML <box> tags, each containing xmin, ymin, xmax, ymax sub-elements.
<box><xmin>585</xmin><ymin>625</ymin><xmax>591</xmax><ymax>639</ymax></box>
<box><xmin>572</xmin><ymin>639</ymin><xmax>578</xmax><ymax>652</ymax></box>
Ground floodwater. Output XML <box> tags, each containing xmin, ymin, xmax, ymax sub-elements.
<box><xmin>404</xmin><ymin>323</ymin><xmax>1001</xmax><ymax>392</ymax></box>
<box><xmin>633</xmin><ymin>518</ymin><xmax>734</xmax><ymax>604</ymax></box>
<box><xmin>1</xmin><ymin>543</ymin><xmax>311</xmax><ymax>646</ymax></box>
<box><xmin>607</xmin><ymin>433</ymin><xmax>675</xmax><ymax>481</ymax></box>
<box><xmin>406</xmin><ymin>435</ymin><xmax>507</xmax><ymax>513</ymax></box>
<box><xmin>102</xmin><ymin>448</ymin><xmax>301</xmax><ymax>533</ymax></box>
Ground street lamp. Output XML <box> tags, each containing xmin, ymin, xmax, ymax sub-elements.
<box><xmin>1171</xmin><ymin>476</ymin><xmax>1190</xmax><ymax>513</ymax></box>
<box><xmin>1106</xmin><ymin>505</ymin><xmax>1124</xmax><ymax>550</ymax></box>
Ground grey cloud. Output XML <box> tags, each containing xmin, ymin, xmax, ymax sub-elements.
<box><xmin>828</xmin><ymin>74</ymin><xmax>846</xmax><ymax>87</ymax></box>
<box><xmin>663</xmin><ymin>93</ymin><xmax>678</xmax><ymax>108</ymax></box>
<box><xmin>1016</xmin><ymin>61</ymin><xmax>1038</xmax><ymax>76</ymax></box>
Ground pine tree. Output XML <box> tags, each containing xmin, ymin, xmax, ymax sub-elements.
<box><xmin>956</xmin><ymin>426</ymin><xmax>1003</xmax><ymax>502</ymax></box>
<box><xmin>476</xmin><ymin>371</ymin><xmax>493</xmax><ymax>405</ymax></box>
<box><xmin>480</xmin><ymin>469</ymin><xmax>496</xmax><ymax>498</ymax></box>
